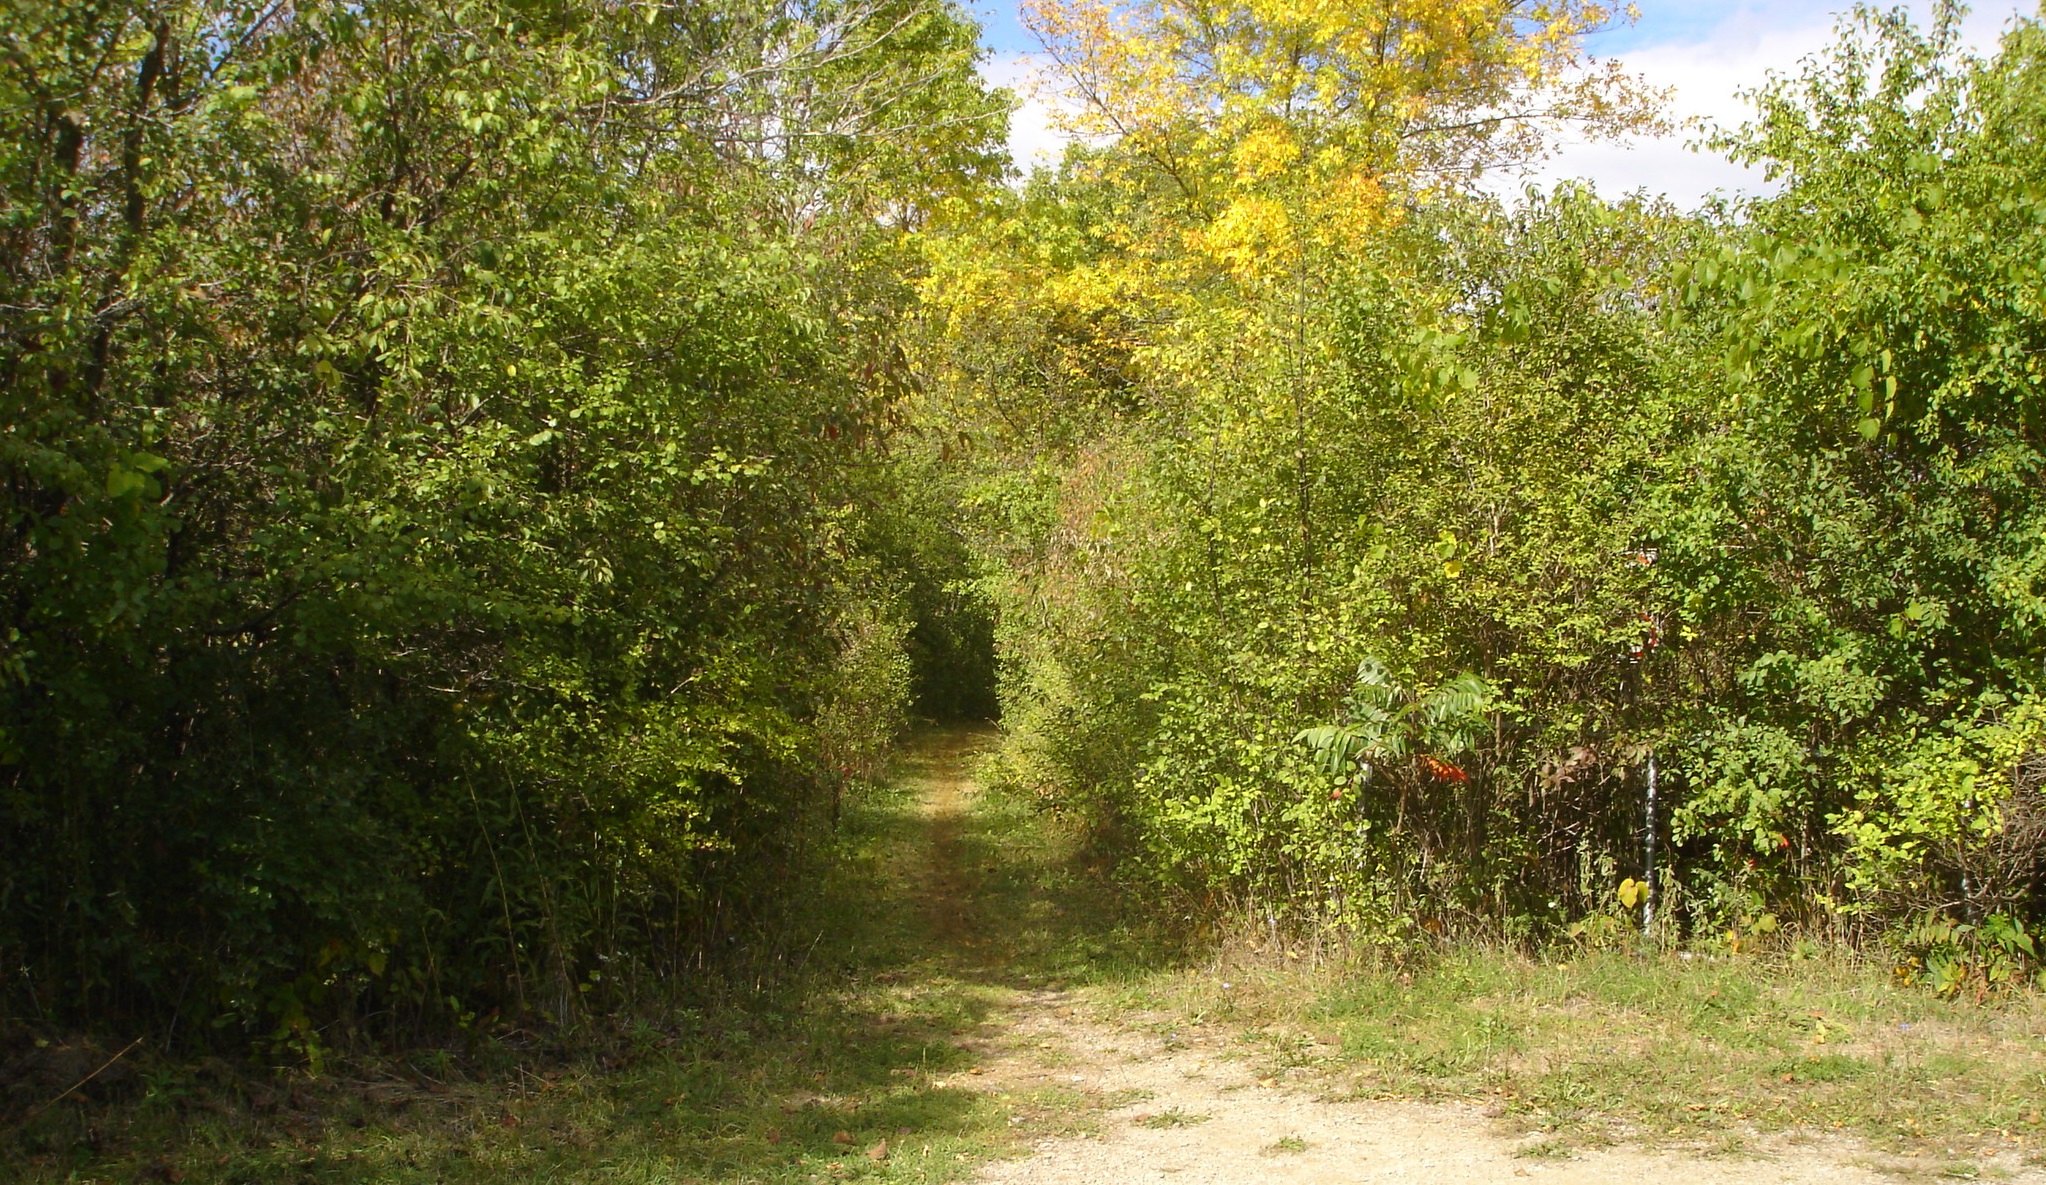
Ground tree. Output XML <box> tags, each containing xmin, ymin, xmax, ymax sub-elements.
<box><xmin>0</xmin><ymin>0</ymin><xmax>1006</xmax><ymax>1048</ymax></box>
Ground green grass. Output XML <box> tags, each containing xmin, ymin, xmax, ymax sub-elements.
<box><xmin>1513</xmin><ymin>1138</ymin><xmax>1572</xmax><ymax>1160</ymax></box>
<box><xmin>1133</xmin><ymin>1108</ymin><xmax>1208</xmax><ymax>1130</ymax></box>
<box><xmin>17</xmin><ymin>729</ymin><xmax>2046</xmax><ymax>1179</ymax></box>
<box><xmin>0</xmin><ymin>728</ymin><xmax>1176</xmax><ymax>1185</ymax></box>
<box><xmin>1096</xmin><ymin>944</ymin><xmax>2046</xmax><ymax>1162</ymax></box>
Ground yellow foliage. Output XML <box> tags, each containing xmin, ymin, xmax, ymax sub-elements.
<box><xmin>1190</xmin><ymin>196</ymin><xmax>1296</xmax><ymax>278</ymax></box>
<box><xmin>1233</xmin><ymin>124</ymin><xmax>1303</xmax><ymax>183</ymax></box>
<box><xmin>999</xmin><ymin>0</ymin><xmax>1662</xmax><ymax>298</ymax></box>
<box><xmin>915</xmin><ymin>0</ymin><xmax>1663</xmax><ymax>440</ymax></box>
<box><xmin>1024</xmin><ymin>0</ymin><xmax>1658</xmax><ymax>170</ymax></box>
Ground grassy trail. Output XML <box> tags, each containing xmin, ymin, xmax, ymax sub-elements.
<box><xmin>12</xmin><ymin>727</ymin><xmax>2046</xmax><ymax>1183</ymax></box>
<box><xmin>3</xmin><ymin>726</ymin><xmax>1162</xmax><ymax>1185</ymax></box>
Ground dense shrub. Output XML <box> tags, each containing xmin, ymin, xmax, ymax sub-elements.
<box><xmin>0</xmin><ymin>0</ymin><xmax>1004</xmax><ymax>1051</ymax></box>
<box><xmin>924</xmin><ymin>3</ymin><xmax>2046</xmax><ymax>945</ymax></box>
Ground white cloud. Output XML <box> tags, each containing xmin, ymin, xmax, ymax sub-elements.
<box><xmin>1512</xmin><ymin>2</ymin><xmax>2030</xmax><ymax>207</ymax></box>
<box><xmin>981</xmin><ymin>3</ymin><xmax>2034</xmax><ymax>199</ymax></box>
<box><xmin>981</xmin><ymin>52</ymin><xmax>1078</xmax><ymax>176</ymax></box>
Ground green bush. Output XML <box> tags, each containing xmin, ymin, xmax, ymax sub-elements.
<box><xmin>926</xmin><ymin>3</ymin><xmax>2046</xmax><ymax>949</ymax></box>
<box><xmin>0</xmin><ymin>0</ymin><xmax>1003</xmax><ymax>1050</ymax></box>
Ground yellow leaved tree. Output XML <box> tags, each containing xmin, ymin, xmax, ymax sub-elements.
<box><xmin>1029</xmin><ymin>0</ymin><xmax>1663</xmax><ymax>259</ymax></box>
<box><xmin>915</xmin><ymin>0</ymin><xmax>1665</xmax><ymax>446</ymax></box>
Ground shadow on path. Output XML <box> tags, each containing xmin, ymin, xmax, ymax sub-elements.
<box><xmin>888</xmin><ymin>726</ymin><xmax>1181</xmax><ymax>992</ymax></box>
<box><xmin>5</xmin><ymin>725</ymin><xmax>1183</xmax><ymax>1185</ymax></box>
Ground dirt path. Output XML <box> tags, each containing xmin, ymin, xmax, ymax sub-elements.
<box><xmin>905</xmin><ymin>734</ymin><xmax>2046</xmax><ymax>1185</ymax></box>
<box><xmin>968</xmin><ymin>995</ymin><xmax>1926</xmax><ymax>1185</ymax></box>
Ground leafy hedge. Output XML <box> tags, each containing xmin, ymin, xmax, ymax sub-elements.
<box><xmin>0</xmin><ymin>0</ymin><xmax>1003</xmax><ymax>1051</ymax></box>
<box><xmin>925</xmin><ymin>4</ymin><xmax>2046</xmax><ymax>952</ymax></box>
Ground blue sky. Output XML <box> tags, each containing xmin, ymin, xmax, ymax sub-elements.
<box><xmin>964</xmin><ymin>0</ymin><xmax>1034</xmax><ymax>55</ymax></box>
<box><xmin>976</xmin><ymin>0</ymin><xmax>2037</xmax><ymax>203</ymax></box>
<box><xmin>1591</xmin><ymin>1</ymin><xmax>1827</xmax><ymax>53</ymax></box>
<box><xmin>965</xmin><ymin>0</ymin><xmax>1849</xmax><ymax>52</ymax></box>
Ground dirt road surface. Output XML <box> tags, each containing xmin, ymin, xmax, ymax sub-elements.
<box><xmin>904</xmin><ymin>733</ymin><xmax>2045</xmax><ymax>1185</ymax></box>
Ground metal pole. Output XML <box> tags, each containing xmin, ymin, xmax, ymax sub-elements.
<box><xmin>1644</xmin><ymin>751</ymin><xmax>1657</xmax><ymax>936</ymax></box>
<box><xmin>1624</xmin><ymin>546</ymin><xmax>1661</xmax><ymax>940</ymax></box>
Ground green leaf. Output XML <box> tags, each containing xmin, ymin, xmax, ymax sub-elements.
<box><xmin>106</xmin><ymin>468</ymin><xmax>145</xmax><ymax>498</ymax></box>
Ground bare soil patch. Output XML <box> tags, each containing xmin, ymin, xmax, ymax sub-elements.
<box><xmin>908</xmin><ymin>745</ymin><xmax>2046</xmax><ymax>1185</ymax></box>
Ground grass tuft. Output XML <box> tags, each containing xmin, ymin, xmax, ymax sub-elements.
<box><xmin>1134</xmin><ymin>1108</ymin><xmax>1210</xmax><ymax>1129</ymax></box>
<box><xmin>1099</xmin><ymin>940</ymin><xmax>2046</xmax><ymax>1161</ymax></box>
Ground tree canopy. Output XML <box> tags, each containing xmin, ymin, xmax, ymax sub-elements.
<box><xmin>6</xmin><ymin>0</ymin><xmax>2046</xmax><ymax>1055</ymax></box>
